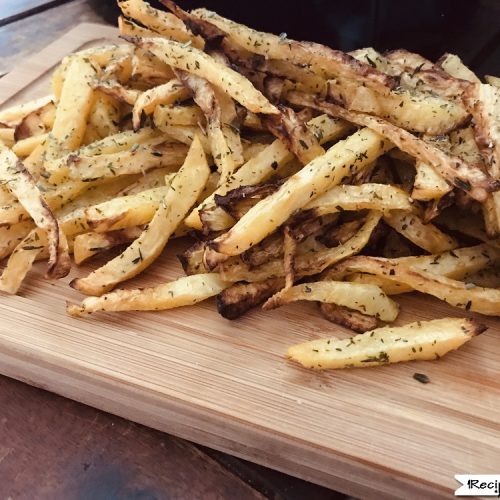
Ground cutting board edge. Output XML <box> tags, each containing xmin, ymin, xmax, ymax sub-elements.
<box><xmin>0</xmin><ymin>337</ymin><xmax>451</xmax><ymax>500</ymax></box>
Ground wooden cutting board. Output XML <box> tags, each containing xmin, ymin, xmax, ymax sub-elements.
<box><xmin>1</xmin><ymin>23</ymin><xmax>499</xmax><ymax>500</ymax></box>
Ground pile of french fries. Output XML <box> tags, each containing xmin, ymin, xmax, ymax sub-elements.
<box><xmin>0</xmin><ymin>0</ymin><xmax>499</xmax><ymax>370</ymax></box>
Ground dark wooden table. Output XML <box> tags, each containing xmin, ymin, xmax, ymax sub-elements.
<box><xmin>0</xmin><ymin>2</ymin><xmax>345</xmax><ymax>499</ymax></box>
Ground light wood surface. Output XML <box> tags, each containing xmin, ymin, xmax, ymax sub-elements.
<box><xmin>0</xmin><ymin>23</ymin><xmax>499</xmax><ymax>500</ymax></box>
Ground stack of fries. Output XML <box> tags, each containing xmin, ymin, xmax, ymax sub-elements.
<box><xmin>0</xmin><ymin>0</ymin><xmax>498</xmax><ymax>370</ymax></box>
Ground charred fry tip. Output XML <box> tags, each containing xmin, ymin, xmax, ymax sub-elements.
<box><xmin>68</xmin><ymin>278</ymin><xmax>80</xmax><ymax>290</ymax></box>
<box><xmin>471</xmin><ymin>321</ymin><xmax>488</xmax><ymax>336</ymax></box>
<box><xmin>119</xmin><ymin>34</ymin><xmax>142</xmax><ymax>46</ymax></box>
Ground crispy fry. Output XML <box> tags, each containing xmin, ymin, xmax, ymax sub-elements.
<box><xmin>210</xmin><ymin>129</ymin><xmax>391</xmax><ymax>257</ymax></box>
<box><xmin>71</xmin><ymin>135</ymin><xmax>209</xmax><ymax>295</ymax></box>
<box><xmin>67</xmin><ymin>142</ymin><xmax>188</xmax><ymax>181</ymax></box>
<box><xmin>286</xmin><ymin>91</ymin><xmax>498</xmax><ymax>202</ymax></box>
<box><xmin>219</xmin><ymin>211</ymin><xmax>382</xmax><ymax>282</ymax></box>
<box><xmin>128</xmin><ymin>37</ymin><xmax>279</xmax><ymax>115</ymax></box>
<box><xmin>88</xmin><ymin>92</ymin><xmax>120</xmax><ymax>139</ymax></box>
<box><xmin>287</xmin><ymin>318</ymin><xmax>485</xmax><ymax>370</ymax></box>
<box><xmin>185</xmin><ymin>114</ymin><xmax>352</xmax><ymax>230</ymax></box>
<box><xmin>0</xmin><ymin>144</ymin><xmax>69</xmax><ymax>279</ymax></box>
<box><xmin>119</xmin><ymin>0</ymin><xmax>204</xmax><ymax>47</ymax></box>
<box><xmin>0</xmin><ymin>221</ymin><xmax>35</xmax><ymax>260</ymax></box>
<box><xmin>191</xmin><ymin>8</ymin><xmax>396</xmax><ymax>93</ymax></box>
<box><xmin>14</xmin><ymin>100</ymin><xmax>55</xmax><ymax>141</ymax></box>
<box><xmin>132</xmin><ymin>79</ymin><xmax>190</xmax><ymax>129</ymax></box>
<box><xmin>153</xmin><ymin>103</ymin><xmax>204</xmax><ymax>128</ymax></box>
<box><xmin>68</xmin><ymin>273</ymin><xmax>229</xmax><ymax>315</ymax></box>
<box><xmin>305</xmin><ymin>183</ymin><xmax>411</xmax><ymax>216</ymax></box>
<box><xmin>319</xmin><ymin>302</ymin><xmax>378</xmax><ymax>333</ymax></box>
<box><xmin>73</xmin><ymin>226</ymin><xmax>144</xmax><ymax>264</ymax></box>
<box><xmin>264</xmin><ymin>281</ymin><xmax>399</xmax><ymax>321</ymax></box>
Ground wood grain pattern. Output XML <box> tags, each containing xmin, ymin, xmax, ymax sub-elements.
<box><xmin>0</xmin><ymin>24</ymin><xmax>499</xmax><ymax>500</ymax></box>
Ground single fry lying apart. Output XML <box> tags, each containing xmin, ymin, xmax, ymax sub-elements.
<box><xmin>287</xmin><ymin>318</ymin><xmax>486</xmax><ymax>369</ymax></box>
<box><xmin>67</xmin><ymin>273</ymin><xmax>230</xmax><ymax>315</ymax></box>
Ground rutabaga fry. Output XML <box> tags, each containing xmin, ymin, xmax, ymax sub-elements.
<box><xmin>84</xmin><ymin>186</ymin><xmax>171</xmax><ymax>232</ymax></box>
<box><xmin>153</xmin><ymin>103</ymin><xmax>205</xmax><ymax>128</ymax></box>
<box><xmin>127</xmin><ymin>37</ymin><xmax>279</xmax><ymax>115</ymax></box>
<box><xmin>132</xmin><ymin>79</ymin><xmax>190</xmax><ymax>130</ymax></box>
<box><xmin>73</xmin><ymin>226</ymin><xmax>144</xmax><ymax>264</ymax></box>
<box><xmin>383</xmin><ymin>210</ymin><xmax>458</xmax><ymax>254</ymax></box>
<box><xmin>412</xmin><ymin>162</ymin><xmax>452</xmax><ymax>201</ymax></box>
<box><xmin>71</xmin><ymin>135</ymin><xmax>210</xmax><ymax>295</ymax></box>
<box><xmin>0</xmin><ymin>95</ymin><xmax>53</xmax><ymax>127</ymax></box>
<box><xmin>12</xmin><ymin>133</ymin><xmax>48</xmax><ymax>158</ymax></box>
<box><xmin>287</xmin><ymin>318</ymin><xmax>485</xmax><ymax>370</ymax></box>
<box><xmin>67</xmin><ymin>143</ymin><xmax>188</xmax><ymax>181</ymax></box>
<box><xmin>218</xmin><ymin>211</ymin><xmax>382</xmax><ymax>282</ymax></box>
<box><xmin>304</xmin><ymin>184</ymin><xmax>411</xmax><ymax>216</ymax></box>
<box><xmin>190</xmin><ymin>7</ymin><xmax>396</xmax><ymax>93</ymax></box>
<box><xmin>0</xmin><ymin>221</ymin><xmax>35</xmax><ymax>260</ymax></box>
<box><xmin>210</xmin><ymin>128</ymin><xmax>391</xmax><ymax>257</ymax></box>
<box><xmin>340</xmin><ymin>256</ymin><xmax>500</xmax><ymax>316</ymax></box>
<box><xmin>67</xmin><ymin>273</ymin><xmax>230</xmax><ymax>316</ymax></box>
<box><xmin>286</xmin><ymin>91</ymin><xmax>498</xmax><ymax>202</ymax></box>
<box><xmin>118</xmin><ymin>0</ymin><xmax>204</xmax><ymax>48</ymax></box>
<box><xmin>0</xmin><ymin>144</ymin><xmax>70</xmax><ymax>278</ymax></box>
<box><xmin>184</xmin><ymin>114</ymin><xmax>352</xmax><ymax>230</ymax></box>
<box><xmin>263</xmin><ymin>281</ymin><xmax>399</xmax><ymax>321</ymax></box>
<box><xmin>319</xmin><ymin>302</ymin><xmax>378</xmax><ymax>333</ymax></box>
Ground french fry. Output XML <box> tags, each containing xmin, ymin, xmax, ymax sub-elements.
<box><xmin>94</xmin><ymin>80</ymin><xmax>140</xmax><ymax>106</ymax></box>
<box><xmin>14</xmin><ymin>100</ymin><xmax>55</xmax><ymax>141</ymax></box>
<box><xmin>191</xmin><ymin>8</ymin><xmax>396</xmax><ymax>93</ymax></box>
<box><xmin>129</xmin><ymin>37</ymin><xmax>279</xmax><ymax>115</ymax></box>
<box><xmin>264</xmin><ymin>281</ymin><xmax>399</xmax><ymax>321</ymax></box>
<box><xmin>0</xmin><ymin>128</ymin><xmax>15</xmax><ymax>148</ymax></box>
<box><xmin>67</xmin><ymin>142</ymin><xmax>188</xmax><ymax>181</ymax></box>
<box><xmin>184</xmin><ymin>114</ymin><xmax>352</xmax><ymax>230</ymax></box>
<box><xmin>132</xmin><ymin>79</ymin><xmax>190</xmax><ymax>129</ymax></box>
<box><xmin>0</xmin><ymin>221</ymin><xmax>35</xmax><ymax>260</ymax></box>
<box><xmin>286</xmin><ymin>91</ymin><xmax>498</xmax><ymax>202</ymax></box>
<box><xmin>436</xmin><ymin>53</ymin><xmax>480</xmax><ymax>83</ymax></box>
<box><xmin>84</xmin><ymin>185</ymin><xmax>171</xmax><ymax>233</ymax></box>
<box><xmin>383</xmin><ymin>210</ymin><xmax>458</xmax><ymax>253</ymax></box>
<box><xmin>73</xmin><ymin>226</ymin><xmax>144</xmax><ymax>264</ymax></box>
<box><xmin>0</xmin><ymin>144</ymin><xmax>70</xmax><ymax>279</ymax></box>
<box><xmin>118</xmin><ymin>16</ymin><xmax>160</xmax><ymax>39</ymax></box>
<box><xmin>88</xmin><ymin>92</ymin><xmax>121</xmax><ymax>139</ymax></box>
<box><xmin>153</xmin><ymin>103</ymin><xmax>204</xmax><ymax>128</ymax></box>
<box><xmin>485</xmin><ymin>75</ymin><xmax>500</xmax><ymax>88</ymax></box>
<box><xmin>71</xmin><ymin>135</ymin><xmax>209</xmax><ymax>295</ymax></box>
<box><xmin>12</xmin><ymin>133</ymin><xmax>48</xmax><ymax>158</ymax></box>
<box><xmin>341</xmin><ymin>256</ymin><xmax>500</xmax><ymax>316</ymax></box>
<box><xmin>412</xmin><ymin>162</ymin><xmax>451</xmax><ymax>201</ymax></box>
<box><xmin>287</xmin><ymin>318</ymin><xmax>485</xmax><ymax>370</ymax></box>
<box><xmin>319</xmin><ymin>302</ymin><xmax>378</xmax><ymax>333</ymax></box>
<box><xmin>44</xmin><ymin>55</ymin><xmax>98</xmax><ymax>177</ymax></box>
<box><xmin>210</xmin><ymin>128</ymin><xmax>391</xmax><ymax>257</ymax></box>
<box><xmin>328</xmin><ymin>77</ymin><xmax>469</xmax><ymax>135</ymax></box>
<box><xmin>218</xmin><ymin>211</ymin><xmax>382</xmax><ymax>282</ymax></box>
<box><xmin>340</xmin><ymin>243</ymin><xmax>500</xmax><ymax>294</ymax></box>
<box><xmin>119</xmin><ymin>0</ymin><xmax>204</xmax><ymax>48</ymax></box>
<box><xmin>67</xmin><ymin>273</ymin><xmax>229</xmax><ymax>316</ymax></box>
<box><xmin>305</xmin><ymin>183</ymin><xmax>411</xmax><ymax>216</ymax></box>
<box><xmin>0</xmin><ymin>95</ymin><xmax>53</xmax><ymax>127</ymax></box>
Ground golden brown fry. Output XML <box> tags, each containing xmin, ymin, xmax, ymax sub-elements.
<box><xmin>153</xmin><ymin>103</ymin><xmax>204</xmax><ymax>128</ymax></box>
<box><xmin>88</xmin><ymin>92</ymin><xmax>120</xmax><ymax>139</ymax></box>
<box><xmin>216</xmin><ymin>277</ymin><xmax>285</xmax><ymax>319</ymax></box>
<box><xmin>68</xmin><ymin>273</ymin><xmax>229</xmax><ymax>316</ymax></box>
<box><xmin>12</xmin><ymin>133</ymin><xmax>48</xmax><ymax>158</ymax></box>
<box><xmin>0</xmin><ymin>144</ymin><xmax>69</xmax><ymax>279</ymax></box>
<box><xmin>128</xmin><ymin>37</ymin><xmax>278</xmax><ymax>115</ymax></box>
<box><xmin>0</xmin><ymin>221</ymin><xmax>35</xmax><ymax>260</ymax></box>
<box><xmin>305</xmin><ymin>183</ymin><xmax>411</xmax><ymax>216</ymax></box>
<box><xmin>286</xmin><ymin>91</ymin><xmax>498</xmax><ymax>202</ymax></box>
<box><xmin>14</xmin><ymin>100</ymin><xmax>55</xmax><ymax>141</ymax></box>
<box><xmin>185</xmin><ymin>114</ymin><xmax>352</xmax><ymax>230</ymax></box>
<box><xmin>71</xmin><ymin>135</ymin><xmax>209</xmax><ymax>295</ymax></box>
<box><xmin>210</xmin><ymin>128</ymin><xmax>390</xmax><ymax>257</ymax></box>
<box><xmin>287</xmin><ymin>318</ymin><xmax>485</xmax><ymax>370</ymax></box>
<box><xmin>73</xmin><ymin>226</ymin><xmax>144</xmax><ymax>264</ymax></box>
<box><xmin>67</xmin><ymin>142</ymin><xmax>188</xmax><ymax>182</ymax></box>
<box><xmin>191</xmin><ymin>8</ymin><xmax>396</xmax><ymax>93</ymax></box>
<box><xmin>264</xmin><ymin>281</ymin><xmax>399</xmax><ymax>321</ymax></box>
<box><xmin>0</xmin><ymin>95</ymin><xmax>53</xmax><ymax>127</ymax></box>
<box><xmin>219</xmin><ymin>211</ymin><xmax>382</xmax><ymax>282</ymax></box>
<box><xmin>132</xmin><ymin>79</ymin><xmax>190</xmax><ymax>129</ymax></box>
<box><xmin>119</xmin><ymin>0</ymin><xmax>204</xmax><ymax>47</ymax></box>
